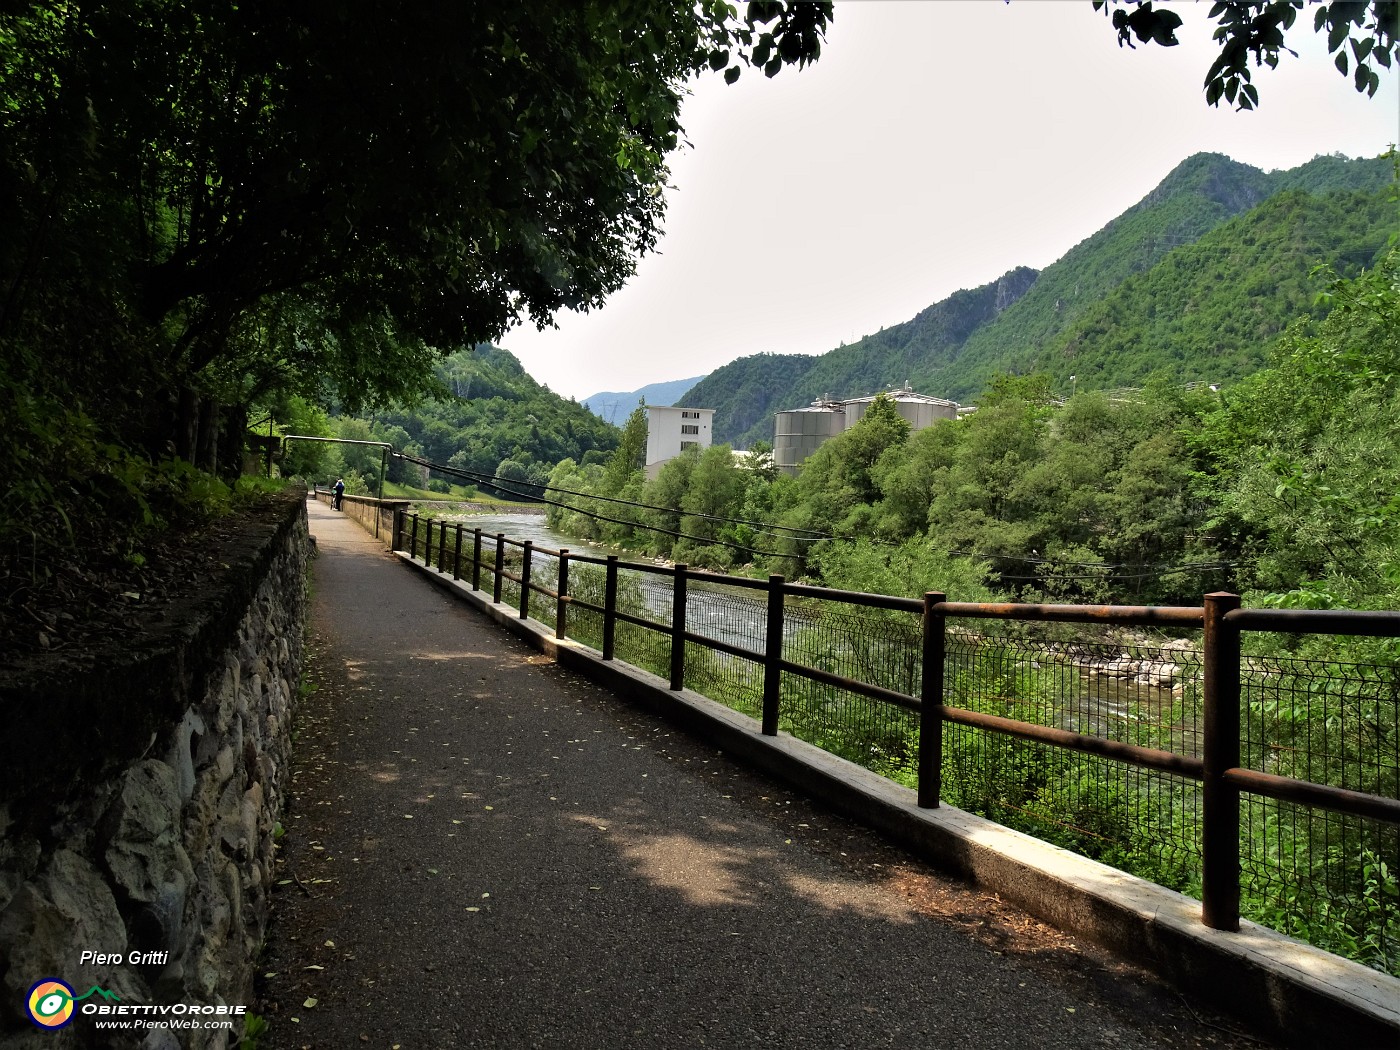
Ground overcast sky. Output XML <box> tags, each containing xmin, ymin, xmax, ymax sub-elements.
<box><xmin>500</xmin><ymin>1</ymin><xmax>1399</xmax><ymax>403</ymax></box>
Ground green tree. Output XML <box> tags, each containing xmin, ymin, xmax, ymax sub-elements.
<box><xmin>493</xmin><ymin>459</ymin><xmax>539</xmax><ymax>501</ymax></box>
<box><xmin>0</xmin><ymin>1</ymin><xmax>831</xmax><ymax>574</ymax></box>
<box><xmin>1094</xmin><ymin>1</ymin><xmax>1397</xmax><ymax>109</ymax></box>
<box><xmin>782</xmin><ymin>395</ymin><xmax>912</xmax><ymax>540</ymax></box>
<box><xmin>644</xmin><ymin>446</ymin><xmax>701</xmax><ymax>558</ymax></box>
<box><xmin>605</xmin><ymin>403</ymin><xmax>650</xmax><ymax>497</ymax></box>
<box><xmin>1194</xmin><ymin>247</ymin><xmax>1400</xmax><ymax>614</ymax></box>
<box><xmin>678</xmin><ymin>445</ymin><xmax>747</xmax><ymax>566</ymax></box>
<box><xmin>2</xmin><ymin>2</ymin><xmax>832</xmax><ymax>417</ymax></box>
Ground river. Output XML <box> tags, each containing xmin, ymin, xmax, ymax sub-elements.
<box><xmin>419</xmin><ymin>505</ymin><xmax>1190</xmax><ymax>745</ymax></box>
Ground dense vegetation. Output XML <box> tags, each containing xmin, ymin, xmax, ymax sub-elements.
<box><xmin>931</xmin><ymin>156</ymin><xmax>1394</xmax><ymax>398</ymax></box>
<box><xmin>552</xmin><ymin>244</ymin><xmax>1400</xmax><ymax>625</ymax></box>
<box><xmin>682</xmin><ymin>154</ymin><xmax>1394</xmax><ymax>447</ymax></box>
<box><xmin>0</xmin><ymin>1</ymin><xmax>830</xmax><ymax>609</ymax></box>
<box><xmin>301</xmin><ymin>345</ymin><xmax>619</xmax><ymax>498</ymax></box>
<box><xmin>543</xmin><ymin>250</ymin><xmax>1400</xmax><ymax>974</ymax></box>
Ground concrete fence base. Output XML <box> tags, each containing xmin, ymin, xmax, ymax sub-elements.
<box><xmin>398</xmin><ymin>548</ymin><xmax>1400</xmax><ymax>1050</ymax></box>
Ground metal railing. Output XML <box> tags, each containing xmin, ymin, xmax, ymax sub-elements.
<box><xmin>311</xmin><ymin>488</ymin><xmax>407</xmax><ymax>539</ymax></box>
<box><xmin>390</xmin><ymin>510</ymin><xmax>1400</xmax><ymax>974</ymax></box>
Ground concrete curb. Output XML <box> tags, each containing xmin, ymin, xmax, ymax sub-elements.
<box><xmin>399</xmin><ymin>551</ymin><xmax>1400</xmax><ymax>1049</ymax></box>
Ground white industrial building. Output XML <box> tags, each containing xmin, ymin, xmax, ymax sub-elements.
<box><xmin>645</xmin><ymin>405</ymin><xmax>714</xmax><ymax>479</ymax></box>
<box><xmin>773</xmin><ymin>384</ymin><xmax>959</xmax><ymax>475</ymax></box>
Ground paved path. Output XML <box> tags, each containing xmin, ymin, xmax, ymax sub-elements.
<box><xmin>257</xmin><ymin>500</ymin><xmax>1271</xmax><ymax>1049</ymax></box>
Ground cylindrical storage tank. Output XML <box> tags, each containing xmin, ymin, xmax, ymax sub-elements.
<box><xmin>897</xmin><ymin>400</ymin><xmax>936</xmax><ymax>431</ymax></box>
<box><xmin>774</xmin><ymin>408</ymin><xmax>844</xmax><ymax>475</ymax></box>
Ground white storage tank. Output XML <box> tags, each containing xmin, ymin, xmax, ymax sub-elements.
<box><xmin>843</xmin><ymin>386</ymin><xmax>958</xmax><ymax>431</ymax></box>
<box><xmin>774</xmin><ymin>400</ymin><xmax>845</xmax><ymax>476</ymax></box>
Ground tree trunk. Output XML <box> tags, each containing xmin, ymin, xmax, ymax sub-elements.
<box><xmin>195</xmin><ymin>399</ymin><xmax>219</xmax><ymax>474</ymax></box>
<box><xmin>174</xmin><ymin>385</ymin><xmax>200</xmax><ymax>463</ymax></box>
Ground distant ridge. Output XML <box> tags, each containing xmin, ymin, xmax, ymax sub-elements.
<box><xmin>583</xmin><ymin>375</ymin><xmax>706</xmax><ymax>425</ymax></box>
<box><xmin>678</xmin><ymin>151</ymin><xmax>1394</xmax><ymax>448</ymax></box>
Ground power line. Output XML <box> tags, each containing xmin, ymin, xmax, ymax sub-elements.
<box><xmin>537</xmin><ymin>476</ymin><xmax>827</xmax><ymax>539</ymax></box>
<box><xmin>392</xmin><ymin>454</ymin><xmax>1247</xmax><ymax>582</ymax></box>
<box><xmin>948</xmin><ymin>549</ymin><xmax>1241</xmax><ymax>573</ymax></box>
<box><xmin>392</xmin><ymin>452</ymin><xmax>805</xmax><ymax>563</ymax></box>
<box><xmin>397</xmin><ymin>453</ymin><xmax>827</xmax><ymax>539</ymax></box>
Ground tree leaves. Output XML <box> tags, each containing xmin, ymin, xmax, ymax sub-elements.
<box><xmin>1098</xmin><ymin>1</ymin><xmax>1397</xmax><ymax>109</ymax></box>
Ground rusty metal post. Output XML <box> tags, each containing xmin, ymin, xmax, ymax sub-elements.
<box><xmin>762</xmin><ymin>575</ymin><xmax>785</xmax><ymax>736</ymax></box>
<box><xmin>1202</xmin><ymin>591</ymin><xmax>1242</xmax><ymax>931</ymax></box>
<box><xmin>409</xmin><ymin>515</ymin><xmax>419</xmax><ymax>561</ymax></box>
<box><xmin>603</xmin><ymin>556</ymin><xmax>619</xmax><ymax>661</ymax></box>
<box><xmin>452</xmin><ymin>524</ymin><xmax>464</xmax><ymax>581</ymax></box>
<box><xmin>472</xmin><ymin>529</ymin><xmax>483</xmax><ymax>591</ymax></box>
<box><xmin>670</xmin><ymin>564</ymin><xmax>688</xmax><ymax>690</ymax></box>
<box><xmin>520</xmin><ymin>541</ymin><xmax>533</xmax><ymax>619</ymax></box>
<box><xmin>493</xmin><ymin>534</ymin><xmax>505</xmax><ymax>603</ymax></box>
<box><xmin>556</xmin><ymin>550</ymin><xmax>570</xmax><ymax>640</ymax></box>
<box><xmin>918</xmin><ymin>592</ymin><xmax>947</xmax><ymax>809</ymax></box>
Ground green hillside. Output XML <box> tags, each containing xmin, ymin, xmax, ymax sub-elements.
<box><xmin>1030</xmin><ymin>187</ymin><xmax>1395</xmax><ymax>391</ymax></box>
<box><xmin>683</xmin><ymin>152</ymin><xmax>1394</xmax><ymax>446</ymax></box>
<box><xmin>676</xmin><ymin>353</ymin><xmax>820</xmax><ymax>447</ymax></box>
<box><xmin>357</xmin><ymin>344</ymin><xmax>619</xmax><ymax>482</ymax></box>
<box><xmin>927</xmin><ymin>152</ymin><xmax>1394</xmax><ymax>398</ymax></box>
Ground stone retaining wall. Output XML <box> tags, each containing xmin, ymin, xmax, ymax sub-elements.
<box><xmin>0</xmin><ymin>492</ymin><xmax>309</xmax><ymax>1048</ymax></box>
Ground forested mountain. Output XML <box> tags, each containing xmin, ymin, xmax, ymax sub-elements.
<box><xmin>682</xmin><ymin>269</ymin><xmax>1039</xmax><ymax>448</ymax></box>
<box><xmin>921</xmin><ymin>152</ymin><xmax>1394</xmax><ymax>398</ymax></box>
<box><xmin>324</xmin><ymin>344</ymin><xmax>618</xmax><ymax>490</ymax></box>
<box><xmin>678</xmin><ymin>353</ymin><xmax>821</xmax><ymax>446</ymax></box>
<box><xmin>583</xmin><ymin>375</ymin><xmax>706</xmax><ymax>425</ymax></box>
<box><xmin>1025</xmin><ymin>186</ymin><xmax>1394</xmax><ymax>390</ymax></box>
<box><xmin>681</xmin><ymin>152</ymin><xmax>1394</xmax><ymax>447</ymax></box>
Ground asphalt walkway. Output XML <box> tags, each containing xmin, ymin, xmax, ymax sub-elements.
<box><xmin>256</xmin><ymin>499</ymin><xmax>1271</xmax><ymax>1049</ymax></box>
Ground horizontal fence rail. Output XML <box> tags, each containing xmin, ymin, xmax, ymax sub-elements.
<box><xmin>384</xmin><ymin>507</ymin><xmax>1400</xmax><ymax>976</ymax></box>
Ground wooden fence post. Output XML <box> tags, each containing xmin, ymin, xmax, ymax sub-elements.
<box><xmin>670</xmin><ymin>564</ymin><xmax>688</xmax><ymax>691</ymax></box>
<box><xmin>1202</xmin><ymin>591</ymin><xmax>1242</xmax><ymax>931</ymax></box>
<box><xmin>493</xmin><ymin>534</ymin><xmax>505</xmax><ymax>603</ymax></box>
<box><xmin>557</xmin><ymin>550</ymin><xmax>570</xmax><ymax>640</ymax></box>
<box><xmin>472</xmin><ymin>529</ymin><xmax>483</xmax><ymax>590</ymax></box>
<box><xmin>452</xmin><ymin>525</ymin><xmax>464</xmax><ymax>581</ymax></box>
<box><xmin>603</xmin><ymin>556</ymin><xmax>619</xmax><ymax>661</ymax></box>
<box><xmin>520</xmin><ymin>541</ymin><xmax>533</xmax><ymax>619</ymax></box>
<box><xmin>762</xmin><ymin>575</ymin><xmax>785</xmax><ymax>736</ymax></box>
<box><xmin>918</xmin><ymin>592</ymin><xmax>946</xmax><ymax>809</ymax></box>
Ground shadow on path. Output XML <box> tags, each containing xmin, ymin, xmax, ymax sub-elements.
<box><xmin>255</xmin><ymin>501</ymin><xmax>1272</xmax><ymax>1049</ymax></box>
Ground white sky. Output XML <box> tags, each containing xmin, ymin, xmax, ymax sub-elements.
<box><xmin>500</xmin><ymin>1</ymin><xmax>1400</xmax><ymax>402</ymax></box>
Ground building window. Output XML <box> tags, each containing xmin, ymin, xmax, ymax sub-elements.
<box><xmin>680</xmin><ymin>440</ymin><xmax>698</xmax><ymax>450</ymax></box>
<box><xmin>681</xmin><ymin>424</ymin><xmax>699</xmax><ymax>435</ymax></box>
<box><xmin>682</xmin><ymin>410</ymin><xmax>701</xmax><ymax>419</ymax></box>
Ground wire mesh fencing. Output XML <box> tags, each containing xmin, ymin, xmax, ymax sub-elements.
<box><xmin>381</xmin><ymin>512</ymin><xmax>1400</xmax><ymax>976</ymax></box>
<box><xmin>1238</xmin><ymin>655</ymin><xmax>1400</xmax><ymax>970</ymax></box>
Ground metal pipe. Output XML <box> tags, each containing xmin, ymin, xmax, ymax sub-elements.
<box><xmin>1202</xmin><ymin>592</ymin><xmax>1242</xmax><ymax>932</ymax></box>
<box><xmin>557</xmin><ymin>551</ymin><xmax>570</xmax><ymax>640</ymax></box>
<box><xmin>762</xmin><ymin>575</ymin><xmax>785</xmax><ymax>736</ymax></box>
<box><xmin>603</xmin><ymin>556</ymin><xmax>619</xmax><ymax>661</ymax></box>
<box><xmin>919</xmin><ymin>592</ymin><xmax>946</xmax><ymax>809</ymax></box>
<box><xmin>670</xmin><ymin>565</ymin><xmax>688</xmax><ymax>690</ymax></box>
<box><xmin>492</xmin><ymin>534</ymin><xmax>504</xmax><ymax>603</ymax></box>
